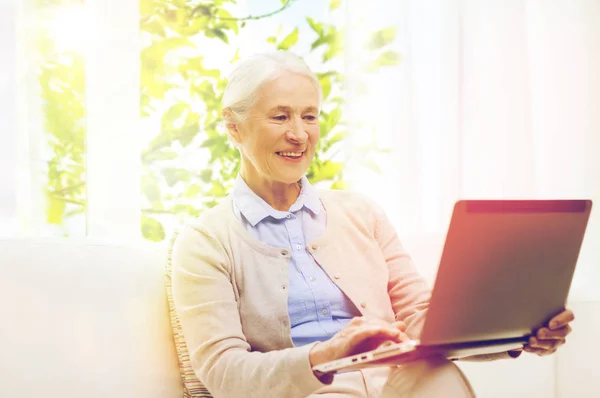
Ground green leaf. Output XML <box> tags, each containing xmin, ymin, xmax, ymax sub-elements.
<box><xmin>184</xmin><ymin>184</ymin><xmax>202</xmax><ymax>198</ymax></box>
<box><xmin>328</xmin><ymin>108</ymin><xmax>342</xmax><ymax>131</ymax></box>
<box><xmin>330</xmin><ymin>0</ymin><xmax>342</xmax><ymax>11</ymax></box>
<box><xmin>377</xmin><ymin>50</ymin><xmax>401</xmax><ymax>65</ymax></box>
<box><xmin>365</xmin><ymin>27</ymin><xmax>397</xmax><ymax>50</ymax></box>
<box><xmin>311</xmin><ymin>36</ymin><xmax>328</xmax><ymax>51</ymax></box>
<box><xmin>141</xmin><ymin>18</ymin><xmax>166</xmax><ymax>37</ymax></box>
<box><xmin>170</xmin><ymin>204</ymin><xmax>200</xmax><ymax>217</ymax></box>
<box><xmin>364</xmin><ymin>50</ymin><xmax>402</xmax><ymax>72</ymax></box>
<box><xmin>161</xmin><ymin>103</ymin><xmax>189</xmax><ymax>133</ymax></box>
<box><xmin>306</xmin><ymin>17</ymin><xmax>323</xmax><ymax>35</ymax></box>
<box><xmin>322</xmin><ymin>29</ymin><xmax>343</xmax><ymax>61</ymax></box>
<box><xmin>142</xmin><ymin>150</ymin><xmax>178</xmax><ymax>163</ymax></box>
<box><xmin>140</xmin><ymin>0</ymin><xmax>156</xmax><ymax>16</ymax></box>
<box><xmin>267</xmin><ymin>36</ymin><xmax>277</xmax><ymax>44</ymax></box>
<box><xmin>46</xmin><ymin>194</ymin><xmax>66</xmax><ymax>225</ymax></box>
<box><xmin>330</xmin><ymin>180</ymin><xmax>349</xmax><ymax>190</ymax></box>
<box><xmin>319</xmin><ymin>113</ymin><xmax>330</xmax><ymax>138</ymax></box>
<box><xmin>162</xmin><ymin>168</ymin><xmax>191</xmax><ymax>187</ymax></box>
<box><xmin>199</xmin><ymin>169</ymin><xmax>213</xmax><ymax>183</ymax></box>
<box><xmin>363</xmin><ymin>159</ymin><xmax>382</xmax><ymax>174</ymax></box>
<box><xmin>141</xmin><ymin>215</ymin><xmax>166</xmax><ymax>242</ymax></box>
<box><xmin>320</xmin><ymin>75</ymin><xmax>332</xmax><ymax>99</ymax></box>
<box><xmin>216</xmin><ymin>28</ymin><xmax>230</xmax><ymax>44</ymax></box>
<box><xmin>311</xmin><ymin>160</ymin><xmax>344</xmax><ymax>183</ymax></box>
<box><xmin>142</xmin><ymin>175</ymin><xmax>162</xmax><ymax>202</ymax></box>
<box><xmin>208</xmin><ymin>180</ymin><xmax>227</xmax><ymax>197</ymax></box>
<box><xmin>161</xmin><ymin>36</ymin><xmax>195</xmax><ymax>51</ymax></box>
<box><xmin>277</xmin><ymin>28</ymin><xmax>299</xmax><ymax>50</ymax></box>
<box><xmin>178</xmin><ymin>111</ymin><xmax>200</xmax><ymax>147</ymax></box>
<box><xmin>217</xmin><ymin>9</ymin><xmax>239</xmax><ymax>34</ymax></box>
<box><xmin>230</xmin><ymin>48</ymin><xmax>241</xmax><ymax>63</ymax></box>
<box><xmin>325</xmin><ymin>130</ymin><xmax>348</xmax><ymax>147</ymax></box>
<box><xmin>193</xmin><ymin>4</ymin><xmax>212</xmax><ymax>17</ymax></box>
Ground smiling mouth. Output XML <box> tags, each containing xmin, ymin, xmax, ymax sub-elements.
<box><xmin>276</xmin><ymin>151</ymin><xmax>304</xmax><ymax>158</ymax></box>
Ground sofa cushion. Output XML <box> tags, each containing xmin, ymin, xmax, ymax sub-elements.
<box><xmin>0</xmin><ymin>238</ymin><xmax>183</xmax><ymax>398</ymax></box>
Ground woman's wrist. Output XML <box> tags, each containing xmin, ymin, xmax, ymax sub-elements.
<box><xmin>309</xmin><ymin>341</ymin><xmax>331</xmax><ymax>367</ymax></box>
<box><xmin>309</xmin><ymin>342</ymin><xmax>335</xmax><ymax>384</ymax></box>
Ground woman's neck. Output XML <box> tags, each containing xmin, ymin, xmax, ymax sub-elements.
<box><xmin>240</xmin><ymin>168</ymin><xmax>301</xmax><ymax>212</ymax></box>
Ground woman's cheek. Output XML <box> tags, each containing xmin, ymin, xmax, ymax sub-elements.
<box><xmin>309</xmin><ymin>125</ymin><xmax>320</xmax><ymax>142</ymax></box>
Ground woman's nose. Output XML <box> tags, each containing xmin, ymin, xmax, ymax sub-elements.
<box><xmin>287</xmin><ymin>118</ymin><xmax>308</xmax><ymax>143</ymax></box>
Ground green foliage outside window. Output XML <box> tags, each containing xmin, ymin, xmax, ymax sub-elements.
<box><xmin>38</xmin><ymin>0</ymin><xmax>401</xmax><ymax>241</ymax></box>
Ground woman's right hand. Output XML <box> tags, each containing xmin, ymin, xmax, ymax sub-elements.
<box><xmin>309</xmin><ymin>317</ymin><xmax>411</xmax><ymax>367</ymax></box>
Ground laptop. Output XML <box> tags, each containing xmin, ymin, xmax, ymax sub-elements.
<box><xmin>312</xmin><ymin>199</ymin><xmax>593</xmax><ymax>375</ymax></box>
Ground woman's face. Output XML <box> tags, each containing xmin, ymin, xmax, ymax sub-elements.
<box><xmin>232</xmin><ymin>72</ymin><xmax>320</xmax><ymax>186</ymax></box>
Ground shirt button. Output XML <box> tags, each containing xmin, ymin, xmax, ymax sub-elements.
<box><xmin>312</xmin><ymin>244</ymin><xmax>318</xmax><ymax>250</ymax></box>
<box><xmin>334</xmin><ymin>273</ymin><xmax>341</xmax><ymax>279</ymax></box>
<box><xmin>360</xmin><ymin>301</ymin><xmax>367</xmax><ymax>308</ymax></box>
<box><xmin>286</xmin><ymin>214</ymin><xmax>291</xmax><ymax>219</ymax></box>
<box><xmin>296</xmin><ymin>244</ymin><xmax>302</xmax><ymax>250</ymax></box>
<box><xmin>309</xmin><ymin>276</ymin><xmax>316</xmax><ymax>282</ymax></box>
<box><xmin>321</xmin><ymin>308</ymin><xmax>328</xmax><ymax>315</ymax></box>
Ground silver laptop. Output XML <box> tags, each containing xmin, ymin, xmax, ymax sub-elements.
<box><xmin>313</xmin><ymin>199</ymin><xmax>593</xmax><ymax>375</ymax></box>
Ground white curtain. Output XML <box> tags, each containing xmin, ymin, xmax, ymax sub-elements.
<box><xmin>347</xmin><ymin>0</ymin><xmax>600</xmax><ymax>302</ymax></box>
<box><xmin>5</xmin><ymin>0</ymin><xmax>598</xmax><ymax>301</ymax></box>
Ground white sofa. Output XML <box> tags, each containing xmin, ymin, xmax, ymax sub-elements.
<box><xmin>0</xmin><ymin>237</ymin><xmax>598</xmax><ymax>398</ymax></box>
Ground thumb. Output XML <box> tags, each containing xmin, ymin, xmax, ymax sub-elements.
<box><xmin>393</xmin><ymin>320</ymin><xmax>408</xmax><ymax>332</ymax></box>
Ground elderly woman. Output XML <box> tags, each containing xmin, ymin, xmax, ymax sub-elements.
<box><xmin>171</xmin><ymin>51</ymin><xmax>574</xmax><ymax>398</ymax></box>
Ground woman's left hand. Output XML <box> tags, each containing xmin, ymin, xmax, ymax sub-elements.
<box><xmin>522</xmin><ymin>309</ymin><xmax>574</xmax><ymax>356</ymax></box>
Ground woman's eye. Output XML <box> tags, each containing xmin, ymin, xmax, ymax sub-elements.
<box><xmin>273</xmin><ymin>115</ymin><xmax>287</xmax><ymax>121</ymax></box>
<box><xmin>304</xmin><ymin>115</ymin><xmax>317</xmax><ymax>121</ymax></box>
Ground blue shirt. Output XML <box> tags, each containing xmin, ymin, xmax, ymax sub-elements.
<box><xmin>231</xmin><ymin>175</ymin><xmax>360</xmax><ymax>346</ymax></box>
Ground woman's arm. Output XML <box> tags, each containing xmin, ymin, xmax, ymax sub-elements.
<box><xmin>171</xmin><ymin>225</ymin><xmax>330</xmax><ymax>398</ymax></box>
<box><xmin>371</xmin><ymin>203</ymin><xmax>431</xmax><ymax>339</ymax></box>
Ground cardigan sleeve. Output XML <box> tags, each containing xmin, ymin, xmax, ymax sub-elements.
<box><xmin>371</xmin><ymin>202</ymin><xmax>431</xmax><ymax>339</ymax></box>
<box><xmin>171</xmin><ymin>225</ymin><xmax>330</xmax><ymax>398</ymax></box>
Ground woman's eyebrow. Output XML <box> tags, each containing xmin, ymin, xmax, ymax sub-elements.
<box><xmin>268</xmin><ymin>106</ymin><xmax>291</xmax><ymax>113</ymax></box>
<box><xmin>268</xmin><ymin>105</ymin><xmax>318</xmax><ymax>113</ymax></box>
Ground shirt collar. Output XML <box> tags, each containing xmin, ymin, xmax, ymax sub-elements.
<box><xmin>232</xmin><ymin>175</ymin><xmax>322</xmax><ymax>227</ymax></box>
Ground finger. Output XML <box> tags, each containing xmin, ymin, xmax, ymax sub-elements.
<box><xmin>344</xmin><ymin>327</ymin><xmax>403</xmax><ymax>355</ymax></box>
<box><xmin>523</xmin><ymin>345</ymin><xmax>557</xmax><ymax>357</ymax></box>
<box><xmin>536</xmin><ymin>326</ymin><xmax>571</xmax><ymax>340</ymax></box>
<box><xmin>349</xmin><ymin>316</ymin><xmax>366</xmax><ymax>326</ymax></box>
<box><xmin>363</xmin><ymin>318</ymin><xmax>407</xmax><ymax>337</ymax></box>
<box><xmin>349</xmin><ymin>324</ymin><xmax>402</xmax><ymax>343</ymax></box>
<box><xmin>528</xmin><ymin>336</ymin><xmax>558</xmax><ymax>351</ymax></box>
<box><xmin>549</xmin><ymin>309</ymin><xmax>575</xmax><ymax>330</ymax></box>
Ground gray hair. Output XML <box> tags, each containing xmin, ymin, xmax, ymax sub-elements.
<box><xmin>222</xmin><ymin>51</ymin><xmax>322</xmax><ymax>124</ymax></box>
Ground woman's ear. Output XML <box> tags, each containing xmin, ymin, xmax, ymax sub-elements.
<box><xmin>222</xmin><ymin>109</ymin><xmax>242</xmax><ymax>145</ymax></box>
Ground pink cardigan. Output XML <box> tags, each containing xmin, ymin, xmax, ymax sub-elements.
<box><xmin>171</xmin><ymin>190</ymin><xmax>437</xmax><ymax>397</ymax></box>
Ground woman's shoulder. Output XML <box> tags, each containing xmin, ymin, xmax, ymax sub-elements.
<box><xmin>317</xmin><ymin>189</ymin><xmax>386</xmax><ymax>235</ymax></box>
<box><xmin>317</xmin><ymin>189</ymin><xmax>383</xmax><ymax>214</ymax></box>
<box><xmin>173</xmin><ymin>199</ymin><xmax>234</xmax><ymax>248</ymax></box>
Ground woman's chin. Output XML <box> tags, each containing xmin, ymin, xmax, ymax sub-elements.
<box><xmin>274</xmin><ymin>171</ymin><xmax>307</xmax><ymax>185</ymax></box>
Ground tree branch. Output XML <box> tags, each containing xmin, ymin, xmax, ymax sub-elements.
<box><xmin>50</xmin><ymin>195</ymin><xmax>85</xmax><ymax>207</ymax></box>
<box><xmin>194</xmin><ymin>0</ymin><xmax>297</xmax><ymax>22</ymax></box>
<box><xmin>53</xmin><ymin>181</ymin><xmax>86</xmax><ymax>195</ymax></box>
